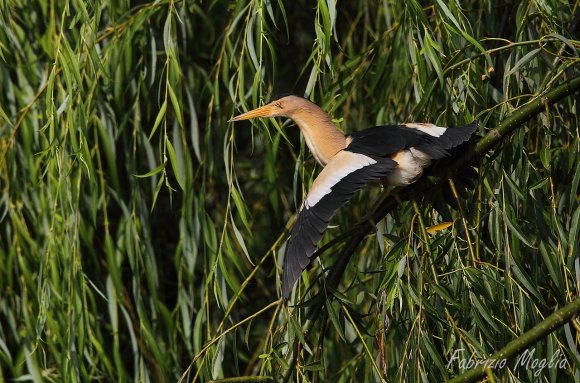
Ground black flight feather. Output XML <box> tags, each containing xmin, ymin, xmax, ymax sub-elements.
<box><xmin>282</xmin><ymin>155</ymin><xmax>396</xmax><ymax>299</ymax></box>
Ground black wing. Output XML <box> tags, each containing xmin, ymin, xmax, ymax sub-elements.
<box><xmin>404</xmin><ymin>122</ymin><xmax>478</xmax><ymax>156</ymax></box>
<box><xmin>346</xmin><ymin>123</ymin><xmax>478</xmax><ymax>159</ymax></box>
<box><xmin>346</xmin><ymin>125</ymin><xmax>436</xmax><ymax>156</ymax></box>
<box><xmin>282</xmin><ymin>151</ymin><xmax>396</xmax><ymax>299</ymax></box>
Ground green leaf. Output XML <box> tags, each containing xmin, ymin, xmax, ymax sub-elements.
<box><xmin>166</xmin><ymin>138</ymin><xmax>184</xmax><ymax>190</ymax></box>
<box><xmin>231</xmin><ymin>218</ymin><xmax>253</xmax><ymax>266</ymax></box>
<box><xmin>167</xmin><ymin>83</ymin><xmax>183</xmax><ymax>128</ymax></box>
<box><xmin>504</xmin><ymin>212</ymin><xmax>534</xmax><ymax>248</ymax></box>
<box><xmin>302</xmin><ymin>360</ymin><xmax>324</xmax><ymax>371</ymax></box>
<box><xmin>510</xmin><ymin>257</ymin><xmax>544</xmax><ymax>302</ymax></box>
<box><xmin>0</xmin><ymin>105</ymin><xmax>13</xmax><ymax>127</ymax></box>
<box><xmin>422</xmin><ymin>29</ymin><xmax>444</xmax><ymax>87</ymax></box>
<box><xmin>231</xmin><ymin>187</ymin><xmax>250</xmax><ymax>231</ymax></box>
<box><xmin>149</xmin><ymin>99</ymin><xmax>167</xmax><ymax>140</ymax></box>
<box><xmin>134</xmin><ymin>162</ymin><xmax>166</xmax><ymax>178</ymax></box>
<box><xmin>326</xmin><ymin>301</ymin><xmax>345</xmax><ymax>342</ymax></box>
<box><xmin>506</xmin><ymin>48</ymin><xmax>541</xmax><ymax>78</ymax></box>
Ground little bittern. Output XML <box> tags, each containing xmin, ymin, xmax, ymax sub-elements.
<box><xmin>229</xmin><ymin>95</ymin><xmax>477</xmax><ymax>300</ymax></box>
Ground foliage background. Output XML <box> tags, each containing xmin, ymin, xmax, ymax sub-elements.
<box><xmin>0</xmin><ymin>0</ymin><xmax>579</xmax><ymax>382</ymax></box>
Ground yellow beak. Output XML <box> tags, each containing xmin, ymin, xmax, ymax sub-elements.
<box><xmin>228</xmin><ymin>105</ymin><xmax>276</xmax><ymax>122</ymax></box>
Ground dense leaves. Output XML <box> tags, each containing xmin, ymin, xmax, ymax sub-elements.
<box><xmin>0</xmin><ymin>1</ymin><xmax>578</xmax><ymax>382</ymax></box>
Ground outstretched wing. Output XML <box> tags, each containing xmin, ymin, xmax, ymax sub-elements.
<box><xmin>346</xmin><ymin>123</ymin><xmax>478</xmax><ymax>159</ymax></box>
<box><xmin>282</xmin><ymin>151</ymin><xmax>396</xmax><ymax>299</ymax></box>
<box><xmin>403</xmin><ymin>122</ymin><xmax>478</xmax><ymax>156</ymax></box>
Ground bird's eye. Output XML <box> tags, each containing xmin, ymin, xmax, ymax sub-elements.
<box><xmin>275</xmin><ymin>102</ymin><xmax>283</xmax><ymax>108</ymax></box>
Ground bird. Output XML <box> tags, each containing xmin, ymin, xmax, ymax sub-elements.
<box><xmin>229</xmin><ymin>95</ymin><xmax>477</xmax><ymax>300</ymax></box>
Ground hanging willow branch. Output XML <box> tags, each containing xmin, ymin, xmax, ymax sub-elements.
<box><xmin>281</xmin><ymin>75</ymin><xmax>580</xmax><ymax>382</ymax></box>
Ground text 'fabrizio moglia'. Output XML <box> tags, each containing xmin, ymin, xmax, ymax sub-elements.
<box><xmin>447</xmin><ymin>348</ymin><xmax>567</xmax><ymax>377</ymax></box>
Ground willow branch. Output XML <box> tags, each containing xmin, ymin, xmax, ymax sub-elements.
<box><xmin>446</xmin><ymin>298</ymin><xmax>580</xmax><ymax>383</ymax></box>
<box><xmin>281</xmin><ymin>75</ymin><xmax>580</xmax><ymax>382</ymax></box>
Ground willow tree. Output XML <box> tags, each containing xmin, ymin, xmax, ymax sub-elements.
<box><xmin>0</xmin><ymin>1</ymin><xmax>579</xmax><ymax>382</ymax></box>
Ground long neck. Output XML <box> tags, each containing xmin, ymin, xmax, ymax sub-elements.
<box><xmin>290</xmin><ymin>104</ymin><xmax>346</xmax><ymax>166</ymax></box>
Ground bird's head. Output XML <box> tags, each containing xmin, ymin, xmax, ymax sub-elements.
<box><xmin>228</xmin><ymin>95</ymin><xmax>312</xmax><ymax>122</ymax></box>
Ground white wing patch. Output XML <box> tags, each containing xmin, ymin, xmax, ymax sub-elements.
<box><xmin>305</xmin><ymin>151</ymin><xmax>377</xmax><ymax>207</ymax></box>
<box><xmin>405</xmin><ymin>123</ymin><xmax>447</xmax><ymax>137</ymax></box>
